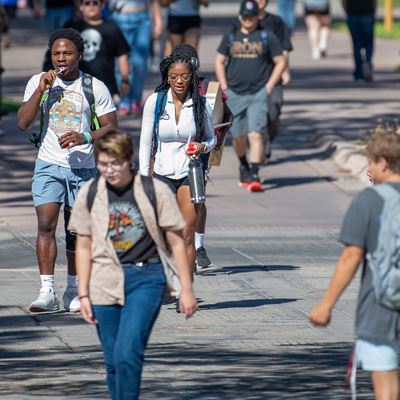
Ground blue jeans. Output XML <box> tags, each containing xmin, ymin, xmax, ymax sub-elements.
<box><xmin>277</xmin><ymin>0</ymin><xmax>296</xmax><ymax>34</ymax></box>
<box><xmin>92</xmin><ymin>263</ymin><xmax>166</xmax><ymax>400</ymax></box>
<box><xmin>45</xmin><ymin>5</ymin><xmax>74</xmax><ymax>34</ymax></box>
<box><xmin>112</xmin><ymin>12</ymin><xmax>152</xmax><ymax>107</ymax></box>
<box><xmin>347</xmin><ymin>13</ymin><xmax>375</xmax><ymax>79</ymax></box>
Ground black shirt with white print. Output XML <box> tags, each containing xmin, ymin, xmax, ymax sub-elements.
<box><xmin>107</xmin><ymin>180</ymin><xmax>158</xmax><ymax>265</ymax></box>
<box><xmin>217</xmin><ymin>27</ymin><xmax>283</xmax><ymax>95</ymax></box>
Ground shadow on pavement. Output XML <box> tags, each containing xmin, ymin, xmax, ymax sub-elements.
<box><xmin>263</xmin><ymin>176</ymin><xmax>336</xmax><ymax>188</ymax></box>
<box><xmin>143</xmin><ymin>341</ymin><xmax>373</xmax><ymax>399</ymax></box>
<box><xmin>199</xmin><ymin>298</ymin><xmax>298</xmax><ymax>310</ymax></box>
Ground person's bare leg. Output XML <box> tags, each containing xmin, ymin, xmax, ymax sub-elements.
<box><xmin>233</xmin><ymin>135</ymin><xmax>247</xmax><ymax>158</ymax></box>
<box><xmin>195</xmin><ymin>204</ymin><xmax>206</xmax><ymax>234</ymax></box>
<box><xmin>372</xmin><ymin>370</ymin><xmax>399</xmax><ymax>400</ymax></box>
<box><xmin>184</xmin><ymin>27</ymin><xmax>201</xmax><ymax>50</ymax></box>
<box><xmin>36</xmin><ymin>203</ymin><xmax>61</xmax><ymax>274</ymax></box>
<box><xmin>168</xmin><ymin>32</ymin><xmax>184</xmax><ymax>52</ymax></box>
<box><xmin>305</xmin><ymin>14</ymin><xmax>320</xmax><ymax>59</ymax></box>
<box><xmin>176</xmin><ymin>186</ymin><xmax>198</xmax><ymax>275</ymax></box>
<box><xmin>248</xmin><ymin>131</ymin><xmax>264</xmax><ymax>164</ymax></box>
<box><xmin>318</xmin><ymin>14</ymin><xmax>331</xmax><ymax>56</ymax></box>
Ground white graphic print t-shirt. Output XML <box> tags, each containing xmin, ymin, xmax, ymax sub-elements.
<box><xmin>23</xmin><ymin>72</ymin><xmax>116</xmax><ymax>169</ymax></box>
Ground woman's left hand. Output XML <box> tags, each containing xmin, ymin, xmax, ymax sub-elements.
<box><xmin>186</xmin><ymin>142</ymin><xmax>205</xmax><ymax>158</ymax></box>
<box><xmin>179</xmin><ymin>289</ymin><xmax>198</xmax><ymax>319</ymax></box>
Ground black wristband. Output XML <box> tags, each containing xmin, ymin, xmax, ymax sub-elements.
<box><xmin>79</xmin><ymin>294</ymin><xmax>90</xmax><ymax>300</ymax></box>
<box><xmin>121</xmin><ymin>79</ymin><xmax>129</xmax><ymax>84</ymax></box>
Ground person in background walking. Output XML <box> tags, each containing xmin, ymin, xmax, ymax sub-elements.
<box><xmin>215</xmin><ymin>0</ymin><xmax>286</xmax><ymax>192</ymax></box>
<box><xmin>161</xmin><ymin>0</ymin><xmax>208</xmax><ymax>51</ymax></box>
<box><xmin>139</xmin><ymin>44</ymin><xmax>215</xmax><ymax>275</ymax></box>
<box><xmin>44</xmin><ymin>0</ymin><xmax>80</xmax><ymax>34</ymax></box>
<box><xmin>18</xmin><ymin>28</ymin><xmax>117</xmax><ymax>313</ymax></box>
<box><xmin>69</xmin><ymin>130</ymin><xmax>197</xmax><ymax>400</ymax></box>
<box><xmin>257</xmin><ymin>0</ymin><xmax>293</xmax><ymax>159</ymax></box>
<box><xmin>109</xmin><ymin>0</ymin><xmax>163</xmax><ymax>116</ymax></box>
<box><xmin>43</xmin><ymin>0</ymin><xmax>131</xmax><ymax>104</ymax></box>
<box><xmin>304</xmin><ymin>0</ymin><xmax>330</xmax><ymax>60</ymax></box>
<box><xmin>276</xmin><ymin>0</ymin><xmax>295</xmax><ymax>35</ymax></box>
<box><xmin>342</xmin><ymin>0</ymin><xmax>375</xmax><ymax>82</ymax></box>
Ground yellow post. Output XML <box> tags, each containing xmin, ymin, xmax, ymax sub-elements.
<box><xmin>384</xmin><ymin>0</ymin><xmax>393</xmax><ymax>32</ymax></box>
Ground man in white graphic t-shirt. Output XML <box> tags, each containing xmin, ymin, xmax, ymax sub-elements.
<box><xmin>18</xmin><ymin>28</ymin><xmax>117</xmax><ymax>313</ymax></box>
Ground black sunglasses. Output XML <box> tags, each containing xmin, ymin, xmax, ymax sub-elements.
<box><xmin>83</xmin><ymin>0</ymin><xmax>101</xmax><ymax>5</ymax></box>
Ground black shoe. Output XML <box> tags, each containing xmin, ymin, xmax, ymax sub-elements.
<box><xmin>196</xmin><ymin>246</ymin><xmax>212</xmax><ymax>269</ymax></box>
<box><xmin>238</xmin><ymin>165</ymin><xmax>251</xmax><ymax>188</ymax></box>
<box><xmin>175</xmin><ymin>298</ymin><xmax>181</xmax><ymax>313</ymax></box>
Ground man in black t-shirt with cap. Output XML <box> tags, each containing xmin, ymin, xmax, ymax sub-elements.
<box><xmin>215</xmin><ymin>0</ymin><xmax>287</xmax><ymax>192</ymax></box>
<box><xmin>342</xmin><ymin>0</ymin><xmax>376</xmax><ymax>82</ymax></box>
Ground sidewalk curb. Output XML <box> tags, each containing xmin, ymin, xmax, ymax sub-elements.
<box><xmin>314</xmin><ymin>129</ymin><xmax>369</xmax><ymax>186</ymax></box>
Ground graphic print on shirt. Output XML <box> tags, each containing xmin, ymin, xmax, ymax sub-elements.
<box><xmin>81</xmin><ymin>29</ymin><xmax>103</xmax><ymax>62</ymax></box>
<box><xmin>230</xmin><ymin>38</ymin><xmax>263</xmax><ymax>59</ymax></box>
<box><xmin>108</xmin><ymin>200</ymin><xmax>146</xmax><ymax>254</ymax></box>
<box><xmin>48</xmin><ymin>89</ymin><xmax>83</xmax><ymax>137</ymax></box>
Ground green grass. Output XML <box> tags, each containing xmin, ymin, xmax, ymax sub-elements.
<box><xmin>1</xmin><ymin>98</ymin><xmax>20</xmax><ymax>113</ymax></box>
<box><xmin>378</xmin><ymin>0</ymin><xmax>400</xmax><ymax>7</ymax></box>
<box><xmin>334</xmin><ymin>21</ymin><xmax>400</xmax><ymax>39</ymax></box>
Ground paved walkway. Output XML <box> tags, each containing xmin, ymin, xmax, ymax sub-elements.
<box><xmin>1</xmin><ymin>2</ymin><xmax>400</xmax><ymax>398</ymax></box>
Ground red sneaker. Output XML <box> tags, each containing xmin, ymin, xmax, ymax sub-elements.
<box><xmin>132</xmin><ymin>101</ymin><xmax>142</xmax><ymax>115</ymax></box>
<box><xmin>247</xmin><ymin>174</ymin><xmax>263</xmax><ymax>192</ymax></box>
<box><xmin>118</xmin><ymin>106</ymin><xmax>130</xmax><ymax>117</ymax></box>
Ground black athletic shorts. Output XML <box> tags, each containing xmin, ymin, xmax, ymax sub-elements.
<box><xmin>167</xmin><ymin>15</ymin><xmax>201</xmax><ymax>35</ymax></box>
<box><xmin>304</xmin><ymin>6</ymin><xmax>330</xmax><ymax>16</ymax></box>
<box><xmin>154</xmin><ymin>153</ymin><xmax>209</xmax><ymax>195</ymax></box>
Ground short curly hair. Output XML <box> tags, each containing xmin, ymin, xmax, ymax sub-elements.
<box><xmin>48</xmin><ymin>28</ymin><xmax>84</xmax><ymax>54</ymax></box>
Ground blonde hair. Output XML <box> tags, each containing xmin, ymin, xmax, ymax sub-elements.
<box><xmin>94</xmin><ymin>130</ymin><xmax>133</xmax><ymax>162</ymax></box>
<box><xmin>364</xmin><ymin>131</ymin><xmax>400</xmax><ymax>174</ymax></box>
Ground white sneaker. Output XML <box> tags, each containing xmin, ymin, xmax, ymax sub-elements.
<box><xmin>29</xmin><ymin>287</ymin><xmax>60</xmax><ymax>312</ymax></box>
<box><xmin>312</xmin><ymin>48</ymin><xmax>321</xmax><ymax>60</ymax></box>
<box><xmin>62</xmin><ymin>287</ymin><xmax>80</xmax><ymax>312</ymax></box>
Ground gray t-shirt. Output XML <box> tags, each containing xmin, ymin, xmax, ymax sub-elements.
<box><xmin>340</xmin><ymin>183</ymin><xmax>400</xmax><ymax>341</ymax></box>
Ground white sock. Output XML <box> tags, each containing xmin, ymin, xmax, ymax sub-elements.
<box><xmin>67</xmin><ymin>274</ymin><xmax>78</xmax><ymax>289</ymax></box>
<box><xmin>40</xmin><ymin>275</ymin><xmax>54</xmax><ymax>291</ymax></box>
<box><xmin>195</xmin><ymin>232</ymin><xmax>205</xmax><ymax>250</ymax></box>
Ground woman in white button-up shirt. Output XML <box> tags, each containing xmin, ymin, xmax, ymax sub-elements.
<box><xmin>139</xmin><ymin>44</ymin><xmax>216</xmax><ymax>274</ymax></box>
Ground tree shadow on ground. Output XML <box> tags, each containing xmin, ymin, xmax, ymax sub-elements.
<box><xmin>142</xmin><ymin>341</ymin><xmax>374</xmax><ymax>399</ymax></box>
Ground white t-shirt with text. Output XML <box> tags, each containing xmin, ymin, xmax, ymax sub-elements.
<box><xmin>23</xmin><ymin>72</ymin><xmax>116</xmax><ymax>169</ymax></box>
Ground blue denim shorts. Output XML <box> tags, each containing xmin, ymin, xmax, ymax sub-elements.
<box><xmin>32</xmin><ymin>158</ymin><xmax>97</xmax><ymax>207</ymax></box>
<box><xmin>356</xmin><ymin>338</ymin><xmax>399</xmax><ymax>371</ymax></box>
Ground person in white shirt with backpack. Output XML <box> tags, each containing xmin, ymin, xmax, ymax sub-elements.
<box><xmin>18</xmin><ymin>28</ymin><xmax>117</xmax><ymax>313</ymax></box>
<box><xmin>139</xmin><ymin>44</ymin><xmax>215</xmax><ymax>277</ymax></box>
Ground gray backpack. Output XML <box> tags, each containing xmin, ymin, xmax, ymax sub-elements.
<box><xmin>366</xmin><ymin>183</ymin><xmax>400</xmax><ymax>310</ymax></box>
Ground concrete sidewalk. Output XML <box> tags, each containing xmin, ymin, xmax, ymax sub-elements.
<box><xmin>1</xmin><ymin>4</ymin><xmax>399</xmax><ymax>399</ymax></box>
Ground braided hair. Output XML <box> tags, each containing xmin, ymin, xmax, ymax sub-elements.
<box><xmin>156</xmin><ymin>44</ymin><xmax>205</xmax><ymax>142</ymax></box>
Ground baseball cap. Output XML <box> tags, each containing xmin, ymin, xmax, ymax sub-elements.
<box><xmin>239</xmin><ymin>0</ymin><xmax>259</xmax><ymax>17</ymax></box>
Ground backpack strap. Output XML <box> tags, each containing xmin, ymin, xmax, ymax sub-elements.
<box><xmin>82</xmin><ymin>73</ymin><xmax>100</xmax><ymax>131</ymax></box>
<box><xmin>227</xmin><ymin>31</ymin><xmax>235</xmax><ymax>52</ymax></box>
<box><xmin>260</xmin><ymin>29</ymin><xmax>269</xmax><ymax>49</ymax></box>
<box><xmin>152</xmin><ymin>89</ymin><xmax>168</xmax><ymax>157</ymax></box>
<box><xmin>38</xmin><ymin>91</ymin><xmax>48</xmax><ymax>141</ymax></box>
<box><xmin>87</xmin><ymin>177</ymin><xmax>100</xmax><ymax>213</ymax></box>
<box><xmin>141</xmin><ymin>175</ymin><xmax>158</xmax><ymax>222</ymax></box>
<box><xmin>373</xmin><ymin>183</ymin><xmax>400</xmax><ymax>203</ymax></box>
